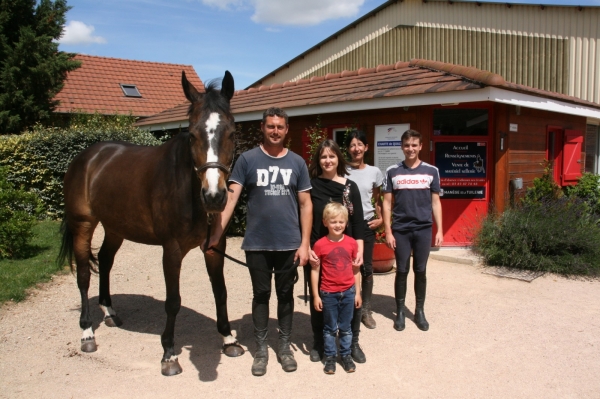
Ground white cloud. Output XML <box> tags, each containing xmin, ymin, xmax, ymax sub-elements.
<box><xmin>59</xmin><ymin>21</ymin><xmax>106</xmax><ymax>45</ymax></box>
<box><xmin>200</xmin><ymin>0</ymin><xmax>365</xmax><ymax>26</ymax></box>
<box><xmin>251</xmin><ymin>0</ymin><xmax>365</xmax><ymax>26</ymax></box>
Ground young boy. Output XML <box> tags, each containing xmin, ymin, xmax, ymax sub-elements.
<box><xmin>382</xmin><ymin>129</ymin><xmax>443</xmax><ymax>332</ymax></box>
<box><xmin>311</xmin><ymin>202</ymin><xmax>362</xmax><ymax>374</ymax></box>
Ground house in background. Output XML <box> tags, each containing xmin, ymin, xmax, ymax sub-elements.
<box><xmin>53</xmin><ymin>54</ymin><xmax>203</xmax><ymax>124</ymax></box>
<box><xmin>135</xmin><ymin>59</ymin><xmax>600</xmax><ymax>246</ymax></box>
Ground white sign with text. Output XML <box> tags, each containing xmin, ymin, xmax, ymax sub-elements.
<box><xmin>374</xmin><ymin>124</ymin><xmax>409</xmax><ymax>175</ymax></box>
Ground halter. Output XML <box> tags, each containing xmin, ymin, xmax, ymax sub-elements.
<box><xmin>194</xmin><ymin>162</ymin><xmax>231</xmax><ymax>176</ymax></box>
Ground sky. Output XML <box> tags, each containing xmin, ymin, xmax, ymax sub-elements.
<box><xmin>58</xmin><ymin>0</ymin><xmax>600</xmax><ymax>90</ymax></box>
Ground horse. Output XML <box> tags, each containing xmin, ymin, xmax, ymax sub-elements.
<box><xmin>57</xmin><ymin>71</ymin><xmax>244</xmax><ymax>376</ymax></box>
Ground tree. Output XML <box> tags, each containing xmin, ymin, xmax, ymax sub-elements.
<box><xmin>0</xmin><ymin>0</ymin><xmax>80</xmax><ymax>134</ymax></box>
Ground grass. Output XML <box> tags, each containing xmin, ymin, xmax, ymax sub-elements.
<box><xmin>0</xmin><ymin>220</ymin><xmax>68</xmax><ymax>304</ymax></box>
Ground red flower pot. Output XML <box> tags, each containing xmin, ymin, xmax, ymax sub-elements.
<box><xmin>372</xmin><ymin>242</ymin><xmax>395</xmax><ymax>274</ymax></box>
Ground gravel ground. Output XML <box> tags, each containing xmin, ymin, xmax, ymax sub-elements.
<box><xmin>1</xmin><ymin>227</ymin><xmax>599</xmax><ymax>399</ymax></box>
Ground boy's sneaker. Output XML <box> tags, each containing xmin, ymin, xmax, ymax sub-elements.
<box><xmin>341</xmin><ymin>355</ymin><xmax>356</xmax><ymax>373</ymax></box>
<box><xmin>323</xmin><ymin>356</ymin><xmax>336</xmax><ymax>374</ymax></box>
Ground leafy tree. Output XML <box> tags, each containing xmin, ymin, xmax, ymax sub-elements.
<box><xmin>0</xmin><ymin>0</ymin><xmax>80</xmax><ymax>134</ymax></box>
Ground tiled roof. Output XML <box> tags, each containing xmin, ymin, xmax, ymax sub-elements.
<box><xmin>135</xmin><ymin>58</ymin><xmax>600</xmax><ymax>127</ymax></box>
<box><xmin>54</xmin><ymin>54</ymin><xmax>204</xmax><ymax>117</ymax></box>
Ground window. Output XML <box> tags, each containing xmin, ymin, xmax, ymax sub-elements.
<box><xmin>433</xmin><ymin>108</ymin><xmax>489</xmax><ymax>136</ymax></box>
<box><xmin>120</xmin><ymin>84</ymin><xmax>142</xmax><ymax>97</ymax></box>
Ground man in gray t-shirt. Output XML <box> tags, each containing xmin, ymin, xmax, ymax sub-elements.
<box><xmin>208</xmin><ymin>107</ymin><xmax>312</xmax><ymax>377</ymax></box>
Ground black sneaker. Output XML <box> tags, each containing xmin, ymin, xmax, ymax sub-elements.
<box><xmin>341</xmin><ymin>355</ymin><xmax>356</xmax><ymax>373</ymax></box>
<box><xmin>323</xmin><ymin>356</ymin><xmax>336</xmax><ymax>374</ymax></box>
<box><xmin>350</xmin><ymin>343</ymin><xmax>366</xmax><ymax>363</ymax></box>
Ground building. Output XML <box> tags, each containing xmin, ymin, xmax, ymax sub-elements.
<box><xmin>251</xmin><ymin>0</ymin><xmax>600</xmax><ymax>106</ymax></box>
<box><xmin>53</xmin><ymin>54</ymin><xmax>203</xmax><ymax>120</ymax></box>
<box><xmin>136</xmin><ymin>59</ymin><xmax>600</xmax><ymax>245</ymax></box>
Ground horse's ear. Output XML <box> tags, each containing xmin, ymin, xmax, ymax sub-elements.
<box><xmin>221</xmin><ymin>70</ymin><xmax>235</xmax><ymax>102</ymax></box>
<box><xmin>182</xmin><ymin>71</ymin><xmax>201</xmax><ymax>102</ymax></box>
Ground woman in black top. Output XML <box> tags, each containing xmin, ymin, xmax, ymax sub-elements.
<box><xmin>306</xmin><ymin>140</ymin><xmax>367</xmax><ymax>364</ymax></box>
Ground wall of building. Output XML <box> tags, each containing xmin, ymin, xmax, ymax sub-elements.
<box><xmin>257</xmin><ymin>0</ymin><xmax>600</xmax><ymax>104</ymax></box>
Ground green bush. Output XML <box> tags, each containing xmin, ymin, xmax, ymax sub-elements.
<box><xmin>0</xmin><ymin>113</ymin><xmax>161</xmax><ymax>218</ymax></box>
<box><xmin>0</xmin><ymin>167</ymin><xmax>41</xmax><ymax>258</ymax></box>
<box><xmin>228</xmin><ymin>123</ymin><xmax>263</xmax><ymax>236</ymax></box>
<box><xmin>523</xmin><ymin>161</ymin><xmax>563</xmax><ymax>205</ymax></box>
<box><xmin>473</xmin><ymin>197</ymin><xmax>600</xmax><ymax>276</ymax></box>
<box><xmin>564</xmin><ymin>173</ymin><xmax>600</xmax><ymax>217</ymax></box>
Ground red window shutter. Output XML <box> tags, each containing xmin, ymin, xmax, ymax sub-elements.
<box><xmin>561</xmin><ymin>130</ymin><xmax>583</xmax><ymax>186</ymax></box>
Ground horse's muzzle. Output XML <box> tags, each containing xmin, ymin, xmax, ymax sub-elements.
<box><xmin>201</xmin><ymin>187</ymin><xmax>228</xmax><ymax>212</ymax></box>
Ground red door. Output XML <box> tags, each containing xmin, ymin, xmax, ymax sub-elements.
<box><xmin>432</xmin><ymin>138</ymin><xmax>490</xmax><ymax>246</ymax></box>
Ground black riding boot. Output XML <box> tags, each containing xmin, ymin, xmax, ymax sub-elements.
<box><xmin>350</xmin><ymin>305</ymin><xmax>366</xmax><ymax>363</ymax></box>
<box><xmin>361</xmin><ymin>276</ymin><xmax>376</xmax><ymax>329</ymax></box>
<box><xmin>414</xmin><ymin>272</ymin><xmax>429</xmax><ymax>331</ymax></box>
<box><xmin>394</xmin><ymin>272</ymin><xmax>408</xmax><ymax>331</ymax></box>
<box><xmin>277</xmin><ymin>300</ymin><xmax>297</xmax><ymax>372</ymax></box>
<box><xmin>251</xmin><ymin>301</ymin><xmax>269</xmax><ymax>376</ymax></box>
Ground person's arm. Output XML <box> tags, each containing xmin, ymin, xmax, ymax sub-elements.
<box><xmin>432</xmin><ymin>192</ymin><xmax>443</xmax><ymax>247</ymax></box>
<box><xmin>354</xmin><ymin>264</ymin><xmax>362</xmax><ymax>309</ymax></box>
<box><xmin>310</xmin><ymin>263</ymin><xmax>322</xmax><ymax>311</ymax></box>
<box><xmin>367</xmin><ymin>186</ymin><xmax>383</xmax><ymax>231</ymax></box>
<box><xmin>205</xmin><ymin>182</ymin><xmax>242</xmax><ymax>252</ymax></box>
<box><xmin>349</xmin><ymin>181</ymin><xmax>364</xmax><ymax>266</ymax></box>
<box><xmin>383</xmin><ymin>192</ymin><xmax>395</xmax><ymax>250</ymax></box>
<box><xmin>295</xmin><ymin>191</ymin><xmax>313</xmax><ymax>266</ymax></box>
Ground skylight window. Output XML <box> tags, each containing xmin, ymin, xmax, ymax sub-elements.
<box><xmin>120</xmin><ymin>83</ymin><xmax>142</xmax><ymax>97</ymax></box>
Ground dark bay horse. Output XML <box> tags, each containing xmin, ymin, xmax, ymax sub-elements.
<box><xmin>58</xmin><ymin>71</ymin><xmax>244</xmax><ymax>376</ymax></box>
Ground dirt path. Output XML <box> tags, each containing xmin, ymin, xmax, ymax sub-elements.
<box><xmin>1</xmin><ymin>229</ymin><xmax>599</xmax><ymax>399</ymax></box>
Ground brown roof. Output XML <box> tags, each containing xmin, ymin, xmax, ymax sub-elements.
<box><xmin>54</xmin><ymin>54</ymin><xmax>204</xmax><ymax>117</ymax></box>
<box><xmin>136</xmin><ymin>58</ymin><xmax>600</xmax><ymax>127</ymax></box>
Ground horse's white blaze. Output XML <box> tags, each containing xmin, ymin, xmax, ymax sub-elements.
<box><xmin>100</xmin><ymin>305</ymin><xmax>116</xmax><ymax>318</ymax></box>
<box><xmin>223</xmin><ymin>334</ymin><xmax>236</xmax><ymax>345</ymax></box>
<box><xmin>205</xmin><ymin>112</ymin><xmax>221</xmax><ymax>196</ymax></box>
<box><xmin>82</xmin><ymin>327</ymin><xmax>94</xmax><ymax>340</ymax></box>
<box><xmin>166</xmin><ymin>355</ymin><xmax>178</xmax><ymax>362</ymax></box>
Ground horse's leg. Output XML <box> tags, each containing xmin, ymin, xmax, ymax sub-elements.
<box><xmin>72</xmin><ymin>220</ymin><xmax>99</xmax><ymax>353</ymax></box>
<box><xmin>160</xmin><ymin>242</ymin><xmax>184</xmax><ymax>376</ymax></box>
<box><xmin>204</xmin><ymin>238</ymin><xmax>244</xmax><ymax>357</ymax></box>
<box><xmin>97</xmin><ymin>232</ymin><xmax>124</xmax><ymax>327</ymax></box>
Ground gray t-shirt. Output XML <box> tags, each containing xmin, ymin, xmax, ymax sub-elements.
<box><xmin>346</xmin><ymin>165</ymin><xmax>384</xmax><ymax>220</ymax></box>
<box><xmin>229</xmin><ymin>146</ymin><xmax>312</xmax><ymax>251</ymax></box>
<box><xmin>382</xmin><ymin>161</ymin><xmax>440</xmax><ymax>232</ymax></box>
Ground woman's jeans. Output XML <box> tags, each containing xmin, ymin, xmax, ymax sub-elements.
<box><xmin>321</xmin><ymin>285</ymin><xmax>356</xmax><ymax>357</ymax></box>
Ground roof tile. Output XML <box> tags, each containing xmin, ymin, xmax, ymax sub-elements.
<box><xmin>54</xmin><ymin>54</ymin><xmax>204</xmax><ymax>117</ymax></box>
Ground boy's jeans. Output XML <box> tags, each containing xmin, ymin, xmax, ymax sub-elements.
<box><xmin>320</xmin><ymin>285</ymin><xmax>355</xmax><ymax>357</ymax></box>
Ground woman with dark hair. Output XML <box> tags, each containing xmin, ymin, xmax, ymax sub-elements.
<box><xmin>306</xmin><ymin>139</ymin><xmax>366</xmax><ymax>364</ymax></box>
<box><xmin>345</xmin><ymin>129</ymin><xmax>384</xmax><ymax>329</ymax></box>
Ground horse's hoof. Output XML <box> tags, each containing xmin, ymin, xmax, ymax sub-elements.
<box><xmin>104</xmin><ymin>315</ymin><xmax>123</xmax><ymax>327</ymax></box>
<box><xmin>81</xmin><ymin>338</ymin><xmax>97</xmax><ymax>353</ymax></box>
<box><xmin>222</xmin><ymin>342</ymin><xmax>245</xmax><ymax>357</ymax></box>
<box><xmin>161</xmin><ymin>359</ymin><xmax>183</xmax><ymax>376</ymax></box>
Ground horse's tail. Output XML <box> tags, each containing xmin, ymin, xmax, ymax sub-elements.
<box><xmin>57</xmin><ymin>219</ymin><xmax>98</xmax><ymax>273</ymax></box>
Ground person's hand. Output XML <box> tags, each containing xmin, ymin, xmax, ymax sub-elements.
<box><xmin>294</xmin><ymin>244</ymin><xmax>310</xmax><ymax>266</ymax></box>
<box><xmin>308</xmin><ymin>249</ymin><xmax>320</xmax><ymax>268</ymax></box>
<box><xmin>355</xmin><ymin>293</ymin><xmax>362</xmax><ymax>309</ymax></box>
<box><xmin>367</xmin><ymin>218</ymin><xmax>382</xmax><ymax>230</ymax></box>
<box><xmin>352</xmin><ymin>253</ymin><xmax>363</xmax><ymax>267</ymax></box>
<box><xmin>434</xmin><ymin>231</ymin><xmax>444</xmax><ymax>247</ymax></box>
<box><xmin>385</xmin><ymin>230</ymin><xmax>396</xmax><ymax>250</ymax></box>
<box><xmin>313</xmin><ymin>296</ymin><xmax>323</xmax><ymax>312</ymax></box>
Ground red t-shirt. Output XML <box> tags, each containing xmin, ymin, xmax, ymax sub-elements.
<box><xmin>312</xmin><ymin>235</ymin><xmax>358</xmax><ymax>293</ymax></box>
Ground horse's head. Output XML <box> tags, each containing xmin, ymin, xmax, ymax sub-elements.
<box><xmin>183</xmin><ymin>70</ymin><xmax>235</xmax><ymax>213</ymax></box>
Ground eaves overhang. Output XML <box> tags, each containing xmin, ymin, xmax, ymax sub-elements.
<box><xmin>139</xmin><ymin>87</ymin><xmax>600</xmax><ymax>131</ymax></box>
